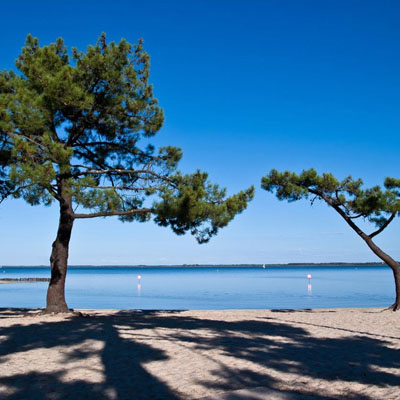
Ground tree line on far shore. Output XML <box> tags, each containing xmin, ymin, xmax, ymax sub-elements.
<box><xmin>1</xmin><ymin>34</ymin><xmax>399</xmax><ymax>312</ymax></box>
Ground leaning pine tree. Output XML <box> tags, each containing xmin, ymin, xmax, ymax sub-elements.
<box><xmin>0</xmin><ymin>34</ymin><xmax>254</xmax><ymax>313</ymax></box>
<box><xmin>262</xmin><ymin>169</ymin><xmax>400</xmax><ymax>311</ymax></box>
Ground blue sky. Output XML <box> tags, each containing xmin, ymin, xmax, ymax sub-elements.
<box><xmin>1</xmin><ymin>0</ymin><xmax>400</xmax><ymax>265</ymax></box>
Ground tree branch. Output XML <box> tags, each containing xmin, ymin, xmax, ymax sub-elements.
<box><xmin>74</xmin><ymin>168</ymin><xmax>174</xmax><ymax>184</ymax></box>
<box><xmin>74</xmin><ymin>148</ymin><xmax>111</xmax><ymax>171</ymax></box>
<box><xmin>369</xmin><ymin>212</ymin><xmax>396</xmax><ymax>239</ymax></box>
<box><xmin>348</xmin><ymin>213</ymin><xmax>365</xmax><ymax>219</ymax></box>
<box><xmin>72</xmin><ymin>140</ymin><xmax>157</xmax><ymax>162</ymax></box>
<box><xmin>308</xmin><ymin>188</ymin><xmax>368</xmax><ymax>239</ymax></box>
<box><xmin>82</xmin><ymin>185</ymin><xmax>155</xmax><ymax>191</ymax></box>
<box><xmin>46</xmin><ymin>185</ymin><xmax>61</xmax><ymax>201</ymax></box>
<box><xmin>11</xmin><ymin>132</ymin><xmax>46</xmax><ymax>151</ymax></box>
<box><xmin>74</xmin><ymin>208</ymin><xmax>153</xmax><ymax>219</ymax></box>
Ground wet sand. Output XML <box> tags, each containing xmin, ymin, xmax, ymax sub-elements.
<box><xmin>0</xmin><ymin>308</ymin><xmax>399</xmax><ymax>399</ymax></box>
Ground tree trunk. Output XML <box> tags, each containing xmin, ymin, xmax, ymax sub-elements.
<box><xmin>391</xmin><ymin>266</ymin><xmax>400</xmax><ymax>311</ymax></box>
<box><xmin>363</xmin><ymin>237</ymin><xmax>400</xmax><ymax>311</ymax></box>
<box><xmin>46</xmin><ymin>187</ymin><xmax>74</xmax><ymax>313</ymax></box>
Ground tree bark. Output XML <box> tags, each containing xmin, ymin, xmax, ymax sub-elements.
<box><xmin>325</xmin><ymin>200</ymin><xmax>400</xmax><ymax>311</ymax></box>
<box><xmin>46</xmin><ymin>183</ymin><xmax>74</xmax><ymax>313</ymax></box>
<box><xmin>363</xmin><ymin>237</ymin><xmax>400</xmax><ymax>311</ymax></box>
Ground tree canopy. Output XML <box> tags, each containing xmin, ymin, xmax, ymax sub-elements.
<box><xmin>0</xmin><ymin>34</ymin><xmax>254</xmax><ymax>312</ymax></box>
<box><xmin>262</xmin><ymin>168</ymin><xmax>400</xmax><ymax>310</ymax></box>
<box><xmin>0</xmin><ymin>131</ymin><xmax>14</xmax><ymax>203</ymax></box>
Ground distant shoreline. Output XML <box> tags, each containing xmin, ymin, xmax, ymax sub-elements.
<box><xmin>1</xmin><ymin>262</ymin><xmax>390</xmax><ymax>268</ymax></box>
<box><xmin>0</xmin><ymin>278</ymin><xmax>50</xmax><ymax>283</ymax></box>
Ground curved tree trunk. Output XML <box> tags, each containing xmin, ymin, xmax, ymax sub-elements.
<box><xmin>390</xmin><ymin>267</ymin><xmax>400</xmax><ymax>311</ymax></box>
<box><xmin>46</xmin><ymin>186</ymin><xmax>74</xmax><ymax>313</ymax></box>
<box><xmin>331</xmin><ymin>203</ymin><xmax>400</xmax><ymax>311</ymax></box>
<box><xmin>363</xmin><ymin>237</ymin><xmax>400</xmax><ymax>311</ymax></box>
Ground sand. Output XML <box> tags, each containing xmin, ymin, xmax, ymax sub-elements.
<box><xmin>0</xmin><ymin>308</ymin><xmax>399</xmax><ymax>400</ymax></box>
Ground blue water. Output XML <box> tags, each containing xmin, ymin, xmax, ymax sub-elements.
<box><xmin>0</xmin><ymin>266</ymin><xmax>395</xmax><ymax>310</ymax></box>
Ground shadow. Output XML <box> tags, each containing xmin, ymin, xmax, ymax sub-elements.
<box><xmin>270</xmin><ymin>308</ymin><xmax>338</xmax><ymax>314</ymax></box>
<box><xmin>263</xmin><ymin>315</ymin><xmax>400</xmax><ymax>340</ymax></box>
<box><xmin>0</xmin><ymin>309</ymin><xmax>399</xmax><ymax>399</ymax></box>
<box><xmin>0</xmin><ymin>308</ymin><xmax>37</xmax><ymax>318</ymax></box>
<box><xmin>0</xmin><ymin>311</ymin><xmax>180</xmax><ymax>400</ymax></box>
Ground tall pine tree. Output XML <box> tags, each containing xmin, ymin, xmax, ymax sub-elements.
<box><xmin>1</xmin><ymin>34</ymin><xmax>254</xmax><ymax>312</ymax></box>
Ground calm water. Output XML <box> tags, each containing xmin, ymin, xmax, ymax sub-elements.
<box><xmin>0</xmin><ymin>266</ymin><xmax>395</xmax><ymax>310</ymax></box>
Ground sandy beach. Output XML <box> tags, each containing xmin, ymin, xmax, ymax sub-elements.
<box><xmin>0</xmin><ymin>308</ymin><xmax>399</xmax><ymax>400</ymax></box>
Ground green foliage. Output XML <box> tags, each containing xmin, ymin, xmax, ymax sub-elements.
<box><xmin>0</xmin><ymin>84</ymin><xmax>17</xmax><ymax>203</ymax></box>
<box><xmin>154</xmin><ymin>172</ymin><xmax>254</xmax><ymax>243</ymax></box>
<box><xmin>262</xmin><ymin>168</ymin><xmax>399</xmax><ymax>229</ymax></box>
<box><xmin>0</xmin><ymin>133</ymin><xmax>13</xmax><ymax>203</ymax></box>
<box><xmin>385</xmin><ymin>178</ymin><xmax>400</xmax><ymax>200</ymax></box>
<box><xmin>1</xmin><ymin>33</ymin><xmax>253</xmax><ymax>240</ymax></box>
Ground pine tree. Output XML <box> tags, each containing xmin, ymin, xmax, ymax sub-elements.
<box><xmin>262</xmin><ymin>168</ymin><xmax>400</xmax><ymax>311</ymax></box>
<box><xmin>0</xmin><ymin>123</ymin><xmax>14</xmax><ymax>203</ymax></box>
<box><xmin>1</xmin><ymin>34</ymin><xmax>254</xmax><ymax>312</ymax></box>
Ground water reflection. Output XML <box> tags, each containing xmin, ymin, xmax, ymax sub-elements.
<box><xmin>307</xmin><ymin>273</ymin><xmax>312</xmax><ymax>295</ymax></box>
<box><xmin>307</xmin><ymin>282</ymin><xmax>312</xmax><ymax>295</ymax></box>
<box><xmin>137</xmin><ymin>275</ymin><xmax>142</xmax><ymax>295</ymax></box>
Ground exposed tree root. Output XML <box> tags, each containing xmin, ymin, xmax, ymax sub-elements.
<box><xmin>32</xmin><ymin>309</ymin><xmax>90</xmax><ymax>317</ymax></box>
<box><xmin>381</xmin><ymin>303</ymin><xmax>400</xmax><ymax>312</ymax></box>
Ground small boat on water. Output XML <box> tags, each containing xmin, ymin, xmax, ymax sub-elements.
<box><xmin>262</xmin><ymin>264</ymin><xmax>266</xmax><ymax>269</ymax></box>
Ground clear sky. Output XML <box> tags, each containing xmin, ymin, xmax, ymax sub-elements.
<box><xmin>1</xmin><ymin>0</ymin><xmax>400</xmax><ymax>265</ymax></box>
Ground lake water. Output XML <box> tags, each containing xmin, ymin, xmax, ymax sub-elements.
<box><xmin>0</xmin><ymin>266</ymin><xmax>395</xmax><ymax>310</ymax></box>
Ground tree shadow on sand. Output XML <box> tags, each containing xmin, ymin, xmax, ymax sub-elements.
<box><xmin>0</xmin><ymin>311</ymin><xmax>181</xmax><ymax>400</ymax></box>
<box><xmin>127</xmin><ymin>310</ymin><xmax>400</xmax><ymax>399</ymax></box>
<box><xmin>0</xmin><ymin>309</ymin><xmax>399</xmax><ymax>399</ymax></box>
